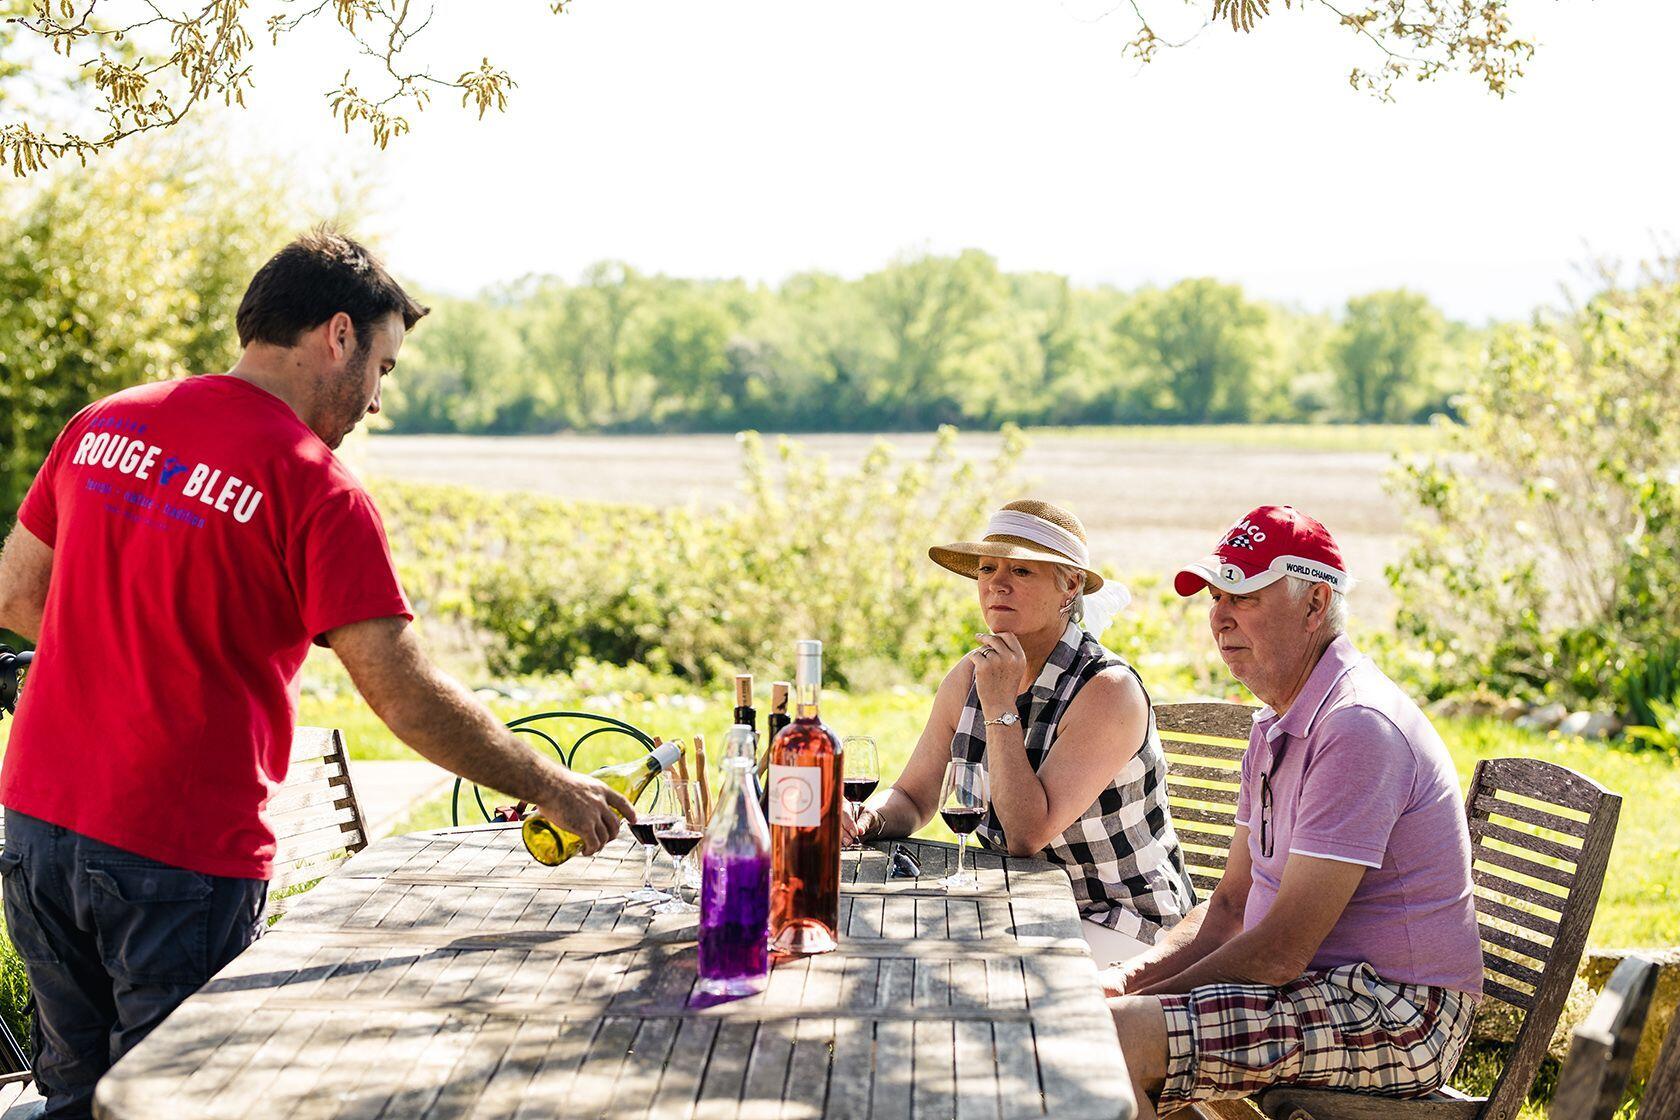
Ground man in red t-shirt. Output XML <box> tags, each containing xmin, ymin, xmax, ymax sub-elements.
<box><xmin>0</xmin><ymin>230</ymin><xmax>633</xmax><ymax>1118</ymax></box>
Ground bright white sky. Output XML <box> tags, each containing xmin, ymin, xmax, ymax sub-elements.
<box><xmin>230</xmin><ymin>0</ymin><xmax>1677</xmax><ymax>323</ymax></box>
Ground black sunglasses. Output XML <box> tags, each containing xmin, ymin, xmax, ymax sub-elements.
<box><xmin>888</xmin><ymin>844</ymin><xmax>922</xmax><ymax>878</ymax></box>
<box><xmin>1258</xmin><ymin>734</ymin><xmax>1288</xmax><ymax>860</ymax></box>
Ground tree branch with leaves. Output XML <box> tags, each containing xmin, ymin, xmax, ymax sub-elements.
<box><xmin>1</xmin><ymin>0</ymin><xmax>1536</xmax><ymax>177</ymax></box>
<box><xmin>0</xmin><ymin>0</ymin><xmax>565</xmax><ymax>175</ymax></box>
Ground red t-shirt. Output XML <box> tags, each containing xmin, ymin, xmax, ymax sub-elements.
<box><xmin>1</xmin><ymin>375</ymin><xmax>411</xmax><ymax>879</ymax></box>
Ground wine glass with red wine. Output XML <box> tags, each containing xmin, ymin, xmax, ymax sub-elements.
<box><xmin>841</xmin><ymin>736</ymin><xmax>880</xmax><ymax>850</ymax></box>
<box><xmin>627</xmin><ymin>773</ymin><xmax>683</xmax><ymax>904</ymax></box>
<box><xmin>653</xmin><ymin>780</ymin><xmax>704</xmax><ymax>914</ymax></box>
<box><xmin>937</xmin><ymin>759</ymin><xmax>988</xmax><ymax>891</ymax></box>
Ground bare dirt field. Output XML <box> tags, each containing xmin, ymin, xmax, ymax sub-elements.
<box><xmin>359</xmin><ymin>430</ymin><xmax>1418</xmax><ymax>612</ymax></box>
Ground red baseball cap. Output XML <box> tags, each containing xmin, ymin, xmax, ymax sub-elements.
<box><xmin>1174</xmin><ymin>506</ymin><xmax>1350</xmax><ymax>597</ymax></box>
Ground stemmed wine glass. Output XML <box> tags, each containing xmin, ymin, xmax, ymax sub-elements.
<box><xmin>653</xmin><ymin>779</ymin><xmax>704</xmax><ymax>914</ymax></box>
<box><xmin>841</xmin><ymin>736</ymin><xmax>880</xmax><ymax>850</ymax></box>
<box><xmin>937</xmin><ymin>759</ymin><xmax>989</xmax><ymax>891</ymax></box>
<box><xmin>627</xmin><ymin>773</ymin><xmax>683</xmax><ymax>904</ymax></box>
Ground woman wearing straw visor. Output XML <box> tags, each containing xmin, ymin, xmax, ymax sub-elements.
<box><xmin>845</xmin><ymin>499</ymin><xmax>1197</xmax><ymax>964</ymax></box>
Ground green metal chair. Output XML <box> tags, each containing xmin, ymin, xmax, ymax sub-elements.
<box><xmin>450</xmin><ymin>710</ymin><xmax>658</xmax><ymax>826</ymax></box>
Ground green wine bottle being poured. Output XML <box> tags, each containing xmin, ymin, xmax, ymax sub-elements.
<box><xmin>522</xmin><ymin>741</ymin><xmax>685</xmax><ymax>865</ymax></box>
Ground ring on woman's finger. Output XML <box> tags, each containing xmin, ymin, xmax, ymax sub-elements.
<box><xmin>978</xmin><ymin>647</ymin><xmax>994</xmax><ymax>658</ymax></box>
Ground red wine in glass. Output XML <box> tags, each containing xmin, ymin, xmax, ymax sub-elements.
<box><xmin>630</xmin><ymin>815</ymin><xmax>681</xmax><ymax>846</ymax></box>
<box><xmin>656</xmin><ymin>829</ymin><xmax>704</xmax><ymax>858</ymax></box>
<box><xmin>839</xmin><ymin>735</ymin><xmax>880</xmax><ymax>853</ymax></box>
<box><xmin>940</xmin><ymin>806</ymin><xmax>984</xmax><ymax>834</ymax></box>
<box><xmin>842</xmin><ymin>778</ymin><xmax>879</xmax><ymax>803</ymax></box>
<box><xmin>938</xmin><ymin>759</ymin><xmax>989</xmax><ymax>890</ymax></box>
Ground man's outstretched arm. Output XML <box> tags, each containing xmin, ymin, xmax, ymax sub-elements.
<box><xmin>325</xmin><ymin>615</ymin><xmax>635</xmax><ymax>854</ymax></box>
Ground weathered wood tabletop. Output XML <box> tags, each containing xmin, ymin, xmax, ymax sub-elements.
<box><xmin>94</xmin><ymin>826</ymin><xmax>1135</xmax><ymax>1120</ymax></box>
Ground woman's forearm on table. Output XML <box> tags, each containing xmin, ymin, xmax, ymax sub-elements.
<box><xmin>976</xmin><ymin>721</ymin><xmax>1055</xmax><ymax>854</ymax></box>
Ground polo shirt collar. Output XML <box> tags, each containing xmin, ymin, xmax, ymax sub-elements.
<box><xmin>1254</xmin><ymin>634</ymin><xmax>1362</xmax><ymax>744</ymax></box>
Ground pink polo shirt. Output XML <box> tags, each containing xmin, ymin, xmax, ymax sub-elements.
<box><xmin>1234</xmin><ymin>635</ymin><xmax>1483</xmax><ymax>995</ymax></box>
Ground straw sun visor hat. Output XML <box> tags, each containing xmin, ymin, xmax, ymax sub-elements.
<box><xmin>929</xmin><ymin>499</ymin><xmax>1106</xmax><ymax>593</ymax></box>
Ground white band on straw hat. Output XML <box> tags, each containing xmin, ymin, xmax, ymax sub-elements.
<box><xmin>929</xmin><ymin>498</ymin><xmax>1108</xmax><ymax>595</ymax></box>
<box><xmin>983</xmin><ymin>510</ymin><xmax>1091</xmax><ymax>569</ymax></box>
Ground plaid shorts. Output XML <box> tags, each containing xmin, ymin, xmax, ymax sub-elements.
<box><xmin>1157</xmin><ymin>963</ymin><xmax>1478</xmax><ymax>1107</ymax></box>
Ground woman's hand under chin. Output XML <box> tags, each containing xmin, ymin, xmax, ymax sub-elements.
<box><xmin>970</xmin><ymin>631</ymin><xmax>1028</xmax><ymax>715</ymax></box>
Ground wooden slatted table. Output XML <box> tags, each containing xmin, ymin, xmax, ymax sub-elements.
<box><xmin>94</xmin><ymin>826</ymin><xmax>1135</xmax><ymax>1120</ymax></box>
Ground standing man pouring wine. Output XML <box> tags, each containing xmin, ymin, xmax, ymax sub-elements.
<box><xmin>0</xmin><ymin>229</ymin><xmax>632</xmax><ymax>1120</ymax></box>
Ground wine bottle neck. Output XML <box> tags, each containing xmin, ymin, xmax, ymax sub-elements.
<box><xmin>796</xmin><ymin>680</ymin><xmax>820</xmax><ymax>719</ymax></box>
<box><xmin>649</xmin><ymin>742</ymin><xmax>683</xmax><ymax>772</ymax></box>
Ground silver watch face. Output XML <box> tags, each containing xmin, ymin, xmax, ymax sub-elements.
<box><xmin>990</xmin><ymin>712</ymin><xmax>1019</xmax><ymax>726</ymax></box>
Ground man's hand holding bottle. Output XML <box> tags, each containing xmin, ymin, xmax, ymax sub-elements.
<box><xmin>537</xmin><ymin>767</ymin><xmax>636</xmax><ymax>855</ymax></box>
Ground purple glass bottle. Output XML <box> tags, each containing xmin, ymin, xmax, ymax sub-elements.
<box><xmin>698</xmin><ymin>751</ymin><xmax>771</xmax><ymax>998</ymax></box>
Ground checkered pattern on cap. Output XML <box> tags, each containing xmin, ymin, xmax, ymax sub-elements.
<box><xmin>949</xmin><ymin>622</ymin><xmax>1198</xmax><ymax>943</ymax></box>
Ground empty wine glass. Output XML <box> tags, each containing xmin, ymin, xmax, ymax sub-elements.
<box><xmin>937</xmin><ymin>759</ymin><xmax>989</xmax><ymax>891</ymax></box>
<box><xmin>626</xmin><ymin>773</ymin><xmax>683</xmax><ymax>904</ymax></box>
<box><xmin>841</xmin><ymin>736</ymin><xmax>880</xmax><ymax>850</ymax></box>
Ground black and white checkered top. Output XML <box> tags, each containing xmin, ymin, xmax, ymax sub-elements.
<box><xmin>951</xmin><ymin>622</ymin><xmax>1198</xmax><ymax>943</ymax></box>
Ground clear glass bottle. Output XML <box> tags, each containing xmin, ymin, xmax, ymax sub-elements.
<box><xmin>768</xmin><ymin>640</ymin><xmax>842</xmax><ymax>955</ymax></box>
<box><xmin>698</xmin><ymin>755</ymin><xmax>771</xmax><ymax>998</ymax></box>
<box><xmin>723</xmin><ymin>723</ymin><xmax>763</xmax><ymax>805</ymax></box>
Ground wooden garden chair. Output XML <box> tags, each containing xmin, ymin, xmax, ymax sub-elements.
<box><xmin>1153</xmin><ymin>705</ymin><xmax>1626</xmax><ymax>1120</ymax></box>
<box><xmin>1634</xmin><ymin>988</ymin><xmax>1680</xmax><ymax>1120</ymax></box>
<box><xmin>1547</xmin><ymin>955</ymin><xmax>1657</xmax><ymax>1120</ymax></box>
<box><xmin>1258</xmin><ymin>757</ymin><xmax>1622</xmax><ymax>1120</ymax></box>
<box><xmin>1154</xmin><ymin>701</ymin><xmax>1256</xmax><ymax>899</ymax></box>
<box><xmin>266</xmin><ymin>726</ymin><xmax>370</xmax><ymax>920</ymax></box>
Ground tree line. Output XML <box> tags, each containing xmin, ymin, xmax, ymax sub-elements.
<box><xmin>0</xmin><ymin>138</ymin><xmax>1487</xmax><ymax>541</ymax></box>
<box><xmin>390</xmin><ymin>256</ymin><xmax>1484</xmax><ymax>434</ymax></box>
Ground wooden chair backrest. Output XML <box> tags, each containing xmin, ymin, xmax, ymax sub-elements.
<box><xmin>1549</xmin><ymin>955</ymin><xmax>1657</xmax><ymax>1120</ymax></box>
<box><xmin>1642</xmin><ymin>993</ymin><xmax>1680</xmax><ymax>1120</ymax></box>
<box><xmin>1154</xmin><ymin>702</ymin><xmax>1256</xmax><ymax>900</ymax></box>
<box><xmin>268</xmin><ymin>727</ymin><xmax>369</xmax><ymax>915</ymax></box>
<box><xmin>1466</xmin><ymin>757</ymin><xmax>1621</xmax><ymax>1120</ymax></box>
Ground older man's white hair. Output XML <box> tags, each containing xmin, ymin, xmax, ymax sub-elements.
<box><xmin>1283</xmin><ymin>574</ymin><xmax>1349</xmax><ymax>635</ymax></box>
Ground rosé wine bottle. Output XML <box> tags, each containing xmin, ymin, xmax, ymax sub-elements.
<box><xmin>768</xmin><ymin>641</ymin><xmax>842</xmax><ymax>955</ymax></box>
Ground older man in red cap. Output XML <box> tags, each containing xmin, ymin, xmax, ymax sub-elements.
<box><xmin>1105</xmin><ymin>506</ymin><xmax>1483</xmax><ymax>1119</ymax></box>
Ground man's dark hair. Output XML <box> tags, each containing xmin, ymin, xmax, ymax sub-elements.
<box><xmin>236</xmin><ymin>227</ymin><xmax>429</xmax><ymax>349</ymax></box>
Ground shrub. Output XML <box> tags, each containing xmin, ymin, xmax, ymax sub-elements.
<box><xmin>373</xmin><ymin>426</ymin><xmax>1027</xmax><ymax>688</ymax></box>
<box><xmin>1388</xmin><ymin>264</ymin><xmax>1680</xmax><ymax>731</ymax></box>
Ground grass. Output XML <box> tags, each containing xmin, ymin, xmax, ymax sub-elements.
<box><xmin>0</xmin><ymin>927</ymin><xmax>27</xmax><ymax>1055</ymax></box>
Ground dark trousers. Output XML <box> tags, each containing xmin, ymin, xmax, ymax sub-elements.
<box><xmin>0</xmin><ymin>809</ymin><xmax>265</xmax><ymax>1119</ymax></box>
